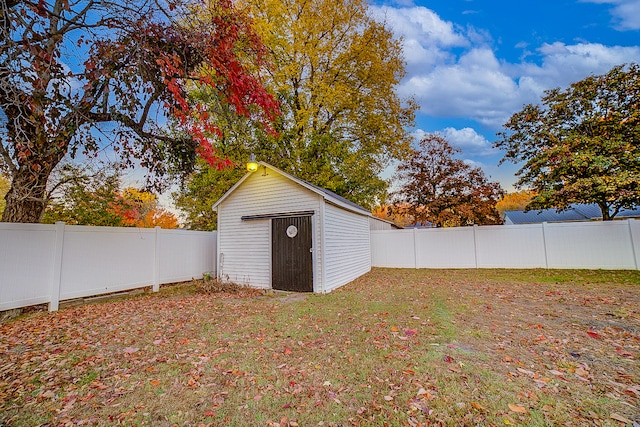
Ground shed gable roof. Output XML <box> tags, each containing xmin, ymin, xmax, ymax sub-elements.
<box><xmin>212</xmin><ymin>162</ymin><xmax>371</xmax><ymax>216</ymax></box>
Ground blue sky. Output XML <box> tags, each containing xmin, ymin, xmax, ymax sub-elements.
<box><xmin>370</xmin><ymin>0</ymin><xmax>640</xmax><ymax>190</ymax></box>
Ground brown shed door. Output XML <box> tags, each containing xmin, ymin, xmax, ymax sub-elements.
<box><xmin>272</xmin><ymin>216</ymin><xmax>313</xmax><ymax>292</ymax></box>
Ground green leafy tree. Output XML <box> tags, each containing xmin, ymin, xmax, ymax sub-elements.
<box><xmin>42</xmin><ymin>165</ymin><xmax>129</xmax><ymax>226</ymax></box>
<box><xmin>43</xmin><ymin>165</ymin><xmax>179</xmax><ymax>227</ymax></box>
<box><xmin>495</xmin><ymin>64</ymin><xmax>640</xmax><ymax>220</ymax></box>
<box><xmin>173</xmin><ymin>158</ymin><xmax>245</xmax><ymax>230</ymax></box>
<box><xmin>394</xmin><ymin>134</ymin><xmax>504</xmax><ymax>227</ymax></box>
<box><xmin>1</xmin><ymin>0</ymin><xmax>278</xmax><ymax>223</ymax></box>
<box><xmin>181</xmin><ymin>0</ymin><xmax>416</xmax><ymax>210</ymax></box>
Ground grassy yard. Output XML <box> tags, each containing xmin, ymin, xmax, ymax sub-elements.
<box><xmin>1</xmin><ymin>268</ymin><xmax>639</xmax><ymax>426</ymax></box>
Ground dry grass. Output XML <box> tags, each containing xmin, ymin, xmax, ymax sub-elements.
<box><xmin>1</xmin><ymin>268</ymin><xmax>639</xmax><ymax>426</ymax></box>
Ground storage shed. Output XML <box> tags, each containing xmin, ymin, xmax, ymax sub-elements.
<box><xmin>212</xmin><ymin>162</ymin><xmax>373</xmax><ymax>293</ymax></box>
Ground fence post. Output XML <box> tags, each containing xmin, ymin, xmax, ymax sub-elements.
<box><xmin>541</xmin><ymin>222</ymin><xmax>549</xmax><ymax>269</ymax></box>
<box><xmin>49</xmin><ymin>221</ymin><xmax>65</xmax><ymax>312</ymax></box>
<box><xmin>153</xmin><ymin>226</ymin><xmax>160</xmax><ymax>292</ymax></box>
<box><xmin>629</xmin><ymin>219</ymin><xmax>638</xmax><ymax>270</ymax></box>
<box><xmin>473</xmin><ymin>225</ymin><xmax>479</xmax><ymax>268</ymax></box>
<box><xmin>413</xmin><ymin>228</ymin><xmax>418</xmax><ymax>268</ymax></box>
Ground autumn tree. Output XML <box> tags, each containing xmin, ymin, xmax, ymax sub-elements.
<box><xmin>42</xmin><ymin>165</ymin><xmax>131</xmax><ymax>226</ymax></box>
<box><xmin>371</xmin><ymin>203</ymin><xmax>414</xmax><ymax>228</ymax></box>
<box><xmin>119</xmin><ymin>187</ymin><xmax>179</xmax><ymax>228</ymax></box>
<box><xmin>394</xmin><ymin>134</ymin><xmax>504</xmax><ymax>227</ymax></box>
<box><xmin>179</xmin><ymin>0</ymin><xmax>416</xmax><ymax>211</ymax></box>
<box><xmin>0</xmin><ymin>174</ymin><xmax>9</xmax><ymax>217</ymax></box>
<box><xmin>495</xmin><ymin>190</ymin><xmax>536</xmax><ymax>216</ymax></box>
<box><xmin>495</xmin><ymin>64</ymin><xmax>640</xmax><ymax>220</ymax></box>
<box><xmin>43</xmin><ymin>165</ymin><xmax>179</xmax><ymax>227</ymax></box>
<box><xmin>1</xmin><ymin>0</ymin><xmax>278</xmax><ymax>223</ymax></box>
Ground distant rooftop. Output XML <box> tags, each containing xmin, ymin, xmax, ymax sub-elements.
<box><xmin>503</xmin><ymin>204</ymin><xmax>640</xmax><ymax>225</ymax></box>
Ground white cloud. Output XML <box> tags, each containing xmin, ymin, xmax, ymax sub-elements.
<box><xmin>371</xmin><ymin>5</ymin><xmax>468</xmax><ymax>47</ymax></box>
<box><xmin>370</xmin><ymin>5</ymin><xmax>468</xmax><ymax>74</ymax></box>
<box><xmin>517</xmin><ymin>42</ymin><xmax>640</xmax><ymax>91</ymax></box>
<box><xmin>439</xmin><ymin>127</ymin><xmax>496</xmax><ymax>157</ymax></box>
<box><xmin>371</xmin><ymin>5</ymin><xmax>640</xmax><ymax>130</ymax></box>
<box><xmin>400</xmin><ymin>47</ymin><xmax>522</xmax><ymax>128</ymax></box>
<box><xmin>581</xmin><ymin>0</ymin><xmax>640</xmax><ymax>30</ymax></box>
<box><xmin>410</xmin><ymin>127</ymin><xmax>495</xmax><ymax>157</ymax></box>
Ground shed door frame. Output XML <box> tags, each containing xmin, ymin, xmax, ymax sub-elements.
<box><xmin>271</xmin><ymin>215</ymin><xmax>314</xmax><ymax>292</ymax></box>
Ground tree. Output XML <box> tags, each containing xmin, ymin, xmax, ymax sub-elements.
<box><xmin>43</xmin><ymin>165</ymin><xmax>179</xmax><ymax>227</ymax></box>
<box><xmin>495</xmin><ymin>64</ymin><xmax>640</xmax><ymax>220</ymax></box>
<box><xmin>173</xmin><ymin>158</ymin><xmax>245</xmax><ymax>230</ymax></box>
<box><xmin>394</xmin><ymin>134</ymin><xmax>504</xmax><ymax>227</ymax></box>
<box><xmin>0</xmin><ymin>174</ymin><xmax>9</xmax><ymax>217</ymax></box>
<box><xmin>1</xmin><ymin>0</ymin><xmax>278</xmax><ymax>223</ymax></box>
<box><xmin>371</xmin><ymin>203</ymin><xmax>414</xmax><ymax>228</ymax></box>
<box><xmin>184</xmin><ymin>0</ymin><xmax>416</xmax><ymax>209</ymax></box>
<box><xmin>42</xmin><ymin>165</ymin><xmax>130</xmax><ymax>226</ymax></box>
<box><xmin>495</xmin><ymin>190</ymin><xmax>536</xmax><ymax>216</ymax></box>
<box><xmin>119</xmin><ymin>187</ymin><xmax>179</xmax><ymax>228</ymax></box>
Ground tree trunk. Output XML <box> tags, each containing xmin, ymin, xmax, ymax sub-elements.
<box><xmin>1</xmin><ymin>167</ymin><xmax>51</xmax><ymax>223</ymax></box>
<box><xmin>597</xmin><ymin>201</ymin><xmax>612</xmax><ymax>221</ymax></box>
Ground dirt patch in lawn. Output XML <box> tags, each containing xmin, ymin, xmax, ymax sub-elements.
<box><xmin>0</xmin><ymin>269</ymin><xmax>638</xmax><ymax>426</ymax></box>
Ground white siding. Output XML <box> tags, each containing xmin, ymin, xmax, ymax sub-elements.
<box><xmin>217</xmin><ymin>168</ymin><xmax>323</xmax><ymax>289</ymax></box>
<box><xmin>323</xmin><ymin>202</ymin><xmax>371</xmax><ymax>292</ymax></box>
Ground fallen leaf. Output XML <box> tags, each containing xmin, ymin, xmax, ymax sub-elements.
<box><xmin>508</xmin><ymin>403</ymin><xmax>527</xmax><ymax>413</ymax></box>
<box><xmin>123</xmin><ymin>346</ymin><xmax>139</xmax><ymax>354</ymax></box>
<box><xmin>587</xmin><ymin>330</ymin><xmax>600</xmax><ymax>339</ymax></box>
<box><xmin>149</xmin><ymin>379</ymin><xmax>160</xmax><ymax>387</ymax></box>
<box><xmin>610</xmin><ymin>413</ymin><xmax>632</xmax><ymax>424</ymax></box>
<box><xmin>517</xmin><ymin>368</ymin><xmax>535</xmax><ymax>377</ymax></box>
<box><xmin>384</xmin><ymin>395</ymin><xmax>393</xmax><ymax>401</ymax></box>
<box><xmin>390</xmin><ymin>326</ymin><xmax>399</xmax><ymax>332</ymax></box>
<box><xmin>470</xmin><ymin>401</ymin><xmax>485</xmax><ymax>411</ymax></box>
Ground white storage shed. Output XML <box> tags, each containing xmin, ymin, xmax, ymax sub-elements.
<box><xmin>212</xmin><ymin>162</ymin><xmax>372</xmax><ymax>293</ymax></box>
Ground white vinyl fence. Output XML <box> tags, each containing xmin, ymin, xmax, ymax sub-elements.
<box><xmin>0</xmin><ymin>222</ymin><xmax>216</xmax><ymax>312</ymax></box>
<box><xmin>371</xmin><ymin>220</ymin><xmax>640</xmax><ymax>270</ymax></box>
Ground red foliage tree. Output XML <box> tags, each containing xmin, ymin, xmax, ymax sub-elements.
<box><xmin>394</xmin><ymin>134</ymin><xmax>504</xmax><ymax>227</ymax></box>
<box><xmin>0</xmin><ymin>0</ymin><xmax>279</xmax><ymax>223</ymax></box>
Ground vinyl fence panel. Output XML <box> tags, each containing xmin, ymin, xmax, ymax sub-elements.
<box><xmin>0</xmin><ymin>223</ymin><xmax>216</xmax><ymax>311</ymax></box>
<box><xmin>0</xmin><ymin>223</ymin><xmax>57</xmax><ymax>310</ymax></box>
<box><xmin>59</xmin><ymin>226</ymin><xmax>156</xmax><ymax>301</ymax></box>
<box><xmin>631</xmin><ymin>220</ymin><xmax>640</xmax><ymax>270</ymax></box>
<box><xmin>371</xmin><ymin>220</ymin><xmax>639</xmax><ymax>271</ymax></box>
<box><xmin>157</xmin><ymin>228</ymin><xmax>216</xmax><ymax>283</ymax></box>
<box><xmin>475</xmin><ymin>224</ymin><xmax>547</xmax><ymax>268</ymax></box>
<box><xmin>370</xmin><ymin>229</ymin><xmax>416</xmax><ymax>268</ymax></box>
<box><xmin>415</xmin><ymin>227</ymin><xmax>476</xmax><ymax>268</ymax></box>
<box><xmin>544</xmin><ymin>221</ymin><xmax>637</xmax><ymax>269</ymax></box>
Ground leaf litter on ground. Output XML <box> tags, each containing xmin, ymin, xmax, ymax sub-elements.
<box><xmin>1</xmin><ymin>269</ymin><xmax>639</xmax><ymax>426</ymax></box>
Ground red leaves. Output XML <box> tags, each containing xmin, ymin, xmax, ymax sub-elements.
<box><xmin>586</xmin><ymin>329</ymin><xmax>600</xmax><ymax>339</ymax></box>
